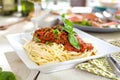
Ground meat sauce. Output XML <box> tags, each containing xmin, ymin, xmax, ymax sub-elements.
<box><xmin>33</xmin><ymin>27</ymin><xmax>93</xmax><ymax>52</ymax></box>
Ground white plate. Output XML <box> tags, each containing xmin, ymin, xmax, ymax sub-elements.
<box><xmin>6</xmin><ymin>28</ymin><xmax>120</xmax><ymax>73</ymax></box>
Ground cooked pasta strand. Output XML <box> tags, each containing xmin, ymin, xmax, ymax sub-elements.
<box><xmin>23</xmin><ymin>41</ymin><xmax>97</xmax><ymax>66</ymax></box>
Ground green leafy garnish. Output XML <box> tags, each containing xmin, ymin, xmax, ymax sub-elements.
<box><xmin>0</xmin><ymin>68</ymin><xmax>2</xmax><ymax>72</ymax></box>
<box><xmin>45</xmin><ymin>41</ymin><xmax>50</xmax><ymax>45</ymax></box>
<box><xmin>74</xmin><ymin>20</ymin><xmax>91</xmax><ymax>26</ymax></box>
<box><xmin>33</xmin><ymin>36</ymin><xmax>41</xmax><ymax>43</ymax></box>
<box><xmin>52</xmin><ymin>29</ymin><xmax>61</xmax><ymax>39</ymax></box>
<box><xmin>52</xmin><ymin>29</ymin><xmax>61</xmax><ymax>34</ymax></box>
<box><xmin>0</xmin><ymin>67</ymin><xmax>16</xmax><ymax>80</ymax></box>
<box><xmin>53</xmin><ymin>29</ymin><xmax>58</xmax><ymax>34</ymax></box>
<box><xmin>61</xmin><ymin>14</ymin><xmax>80</xmax><ymax>50</ymax></box>
<box><xmin>80</xmin><ymin>20</ymin><xmax>91</xmax><ymax>26</ymax></box>
<box><xmin>116</xmin><ymin>16</ymin><xmax>120</xmax><ymax>19</ymax></box>
<box><xmin>62</xmin><ymin>14</ymin><xmax>74</xmax><ymax>33</ymax></box>
<box><xmin>68</xmin><ymin>34</ymin><xmax>80</xmax><ymax>50</ymax></box>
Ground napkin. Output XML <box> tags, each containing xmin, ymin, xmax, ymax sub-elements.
<box><xmin>76</xmin><ymin>40</ymin><xmax>120</xmax><ymax>80</ymax></box>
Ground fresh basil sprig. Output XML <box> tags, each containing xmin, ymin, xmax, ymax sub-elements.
<box><xmin>0</xmin><ymin>67</ymin><xmax>16</xmax><ymax>80</ymax></box>
<box><xmin>61</xmin><ymin>14</ymin><xmax>80</xmax><ymax>50</ymax></box>
<box><xmin>62</xmin><ymin>14</ymin><xmax>73</xmax><ymax>33</ymax></box>
<box><xmin>68</xmin><ymin>34</ymin><xmax>80</xmax><ymax>50</ymax></box>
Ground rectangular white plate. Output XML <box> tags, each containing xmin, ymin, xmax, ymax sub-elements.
<box><xmin>6</xmin><ymin>28</ymin><xmax>120</xmax><ymax>73</ymax></box>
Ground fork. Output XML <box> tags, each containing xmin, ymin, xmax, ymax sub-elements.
<box><xmin>0</xmin><ymin>12</ymin><xmax>33</xmax><ymax>30</ymax></box>
<box><xmin>106</xmin><ymin>54</ymin><xmax>120</xmax><ymax>78</ymax></box>
<box><xmin>0</xmin><ymin>18</ymin><xmax>26</xmax><ymax>30</ymax></box>
<box><xmin>109</xmin><ymin>54</ymin><xmax>120</xmax><ymax>71</ymax></box>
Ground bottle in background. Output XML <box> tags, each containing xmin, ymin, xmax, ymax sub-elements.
<box><xmin>21</xmin><ymin>0</ymin><xmax>34</xmax><ymax>17</ymax></box>
<box><xmin>1</xmin><ymin>0</ymin><xmax>17</xmax><ymax>16</ymax></box>
<box><xmin>0</xmin><ymin>0</ymin><xmax>2</xmax><ymax>15</ymax></box>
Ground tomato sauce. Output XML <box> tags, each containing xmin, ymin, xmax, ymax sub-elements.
<box><xmin>33</xmin><ymin>27</ymin><xmax>93</xmax><ymax>52</ymax></box>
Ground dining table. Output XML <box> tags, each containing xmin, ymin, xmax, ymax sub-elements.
<box><xmin>0</xmin><ymin>15</ymin><xmax>120</xmax><ymax>80</ymax></box>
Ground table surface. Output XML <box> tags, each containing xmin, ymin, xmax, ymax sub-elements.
<box><xmin>0</xmin><ymin>15</ymin><xmax>120</xmax><ymax>80</ymax></box>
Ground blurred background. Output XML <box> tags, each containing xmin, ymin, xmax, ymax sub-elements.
<box><xmin>0</xmin><ymin>0</ymin><xmax>120</xmax><ymax>17</ymax></box>
<box><xmin>0</xmin><ymin>0</ymin><xmax>120</xmax><ymax>32</ymax></box>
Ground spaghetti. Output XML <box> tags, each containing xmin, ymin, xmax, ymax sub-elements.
<box><xmin>23</xmin><ymin>25</ymin><xmax>97</xmax><ymax>65</ymax></box>
<box><xmin>23</xmin><ymin>38</ymin><xmax>97</xmax><ymax>66</ymax></box>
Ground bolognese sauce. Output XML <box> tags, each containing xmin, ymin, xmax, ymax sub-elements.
<box><xmin>33</xmin><ymin>26</ymin><xmax>93</xmax><ymax>52</ymax></box>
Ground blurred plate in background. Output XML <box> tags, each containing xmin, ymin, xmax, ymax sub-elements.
<box><xmin>74</xmin><ymin>24</ymin><xmax>120</xmax><ymax>33</ymax></box>
<box><xmin>71</xmin><ymin>7</ymin><xmax>93</xmax><ymax>14</ymax></box>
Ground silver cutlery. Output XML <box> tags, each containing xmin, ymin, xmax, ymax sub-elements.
<box><xmin>0</xmin><ymin>13</ymin><xmax>33</xmax><ymax>30</ymax></box>
<box><xmin>106</xmin><ymin>54</ymin><xmax>120</xmax><ymax>78</ymax></box>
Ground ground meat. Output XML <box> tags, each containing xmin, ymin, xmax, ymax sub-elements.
<box><xmin>33</xmin><ymin>26</ymin><xmax>93</xmax><ymax>52</ymax></box>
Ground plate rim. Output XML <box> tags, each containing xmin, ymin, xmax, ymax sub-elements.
<box><xmin>74</xmin><ymin>24</ymin><xmax>120</xmax><ymax>32</ymax></box>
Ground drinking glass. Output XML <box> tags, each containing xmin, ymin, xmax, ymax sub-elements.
<box><xmin>28</xmin><ymin>0</ymin><xmax>42</xmax><ymax>30</ymax></box>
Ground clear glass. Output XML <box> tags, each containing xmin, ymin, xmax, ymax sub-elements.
<box><xmin>12</xmin><ymin>0</ymin><xmax>22</xmax><ymax>17</ymax></box>
<box><xmin>28</xmin><ymin>0</ymin><xmax>42</xmax><ymax>30</ymax></box>
<box><xmin>33</xmin><ymin>3</ymin><xmax>41</xmax><ymax>29</ymax></box>
<box><xmin>43</xmin><ymin>0</ymin><xmax>70</xmax><ymax>14</ymax></box>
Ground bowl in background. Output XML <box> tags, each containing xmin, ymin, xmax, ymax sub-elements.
<box><xmin>99</xmin><ymin>0</ymin><xmax>119</xmax><ymax>8</ymax></box>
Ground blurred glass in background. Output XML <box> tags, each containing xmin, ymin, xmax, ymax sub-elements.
<box><xmin>0</xmin><ymin>0</ymin><xmax>120</xmax><ymax>17</ymax></box>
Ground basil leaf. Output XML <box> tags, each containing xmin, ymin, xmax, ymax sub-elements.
<box><xmin>68</xmin><ymin>34</ymin><xmax>80</xmax><ymax>50</ymax></box>
<box><xmin>61</xmin><ymin>14</ymin><xmax>80</xmax><ymax>50</ymax></box>
<box><xmin>61</xmin><ymin>14</ymin><xmax>73</xmax><ymax>33</ymax></box>
<box><xmin>0</xmin><ymin>67</ymin><xmax>2</xmax><ymax>72</ymax></box>
<box><xmin>63</xmin><ymin>19</ymin><xmax>73</xmax><ymax>27</ymax></box>
<box><xmin>64</xmin><ymin>19</ymin><xmax>73</xmax><ymax>33</ymax></box>
<box><xmin>52</xmin><ymin>29</ymin><xmax>61</xmax><ymax>34</ymax></box>
<box><xmin>0</xmin><ymin>71</ymin><xmax>16</xmax><ymax>80</ymax></box>
<box><xmin>52</xmin><ymin>29</ymin><xmax>58</xmax><ymax>34</ymax></box>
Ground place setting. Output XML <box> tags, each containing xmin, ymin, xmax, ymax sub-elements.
<box><xmin>5</xmin><ymin>14</ymin><xmax>120</xmax><ymax>80</ymax></box>
<box><xmin>1</xmin><ymin>0</ymin><xmax>120</xmax><ymax>80</ymax></box>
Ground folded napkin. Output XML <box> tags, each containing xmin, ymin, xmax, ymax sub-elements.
<box><xmin>76</xmin><ymin>40</ymin><xmax>120</xmax><ymax>80</ymax></box>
